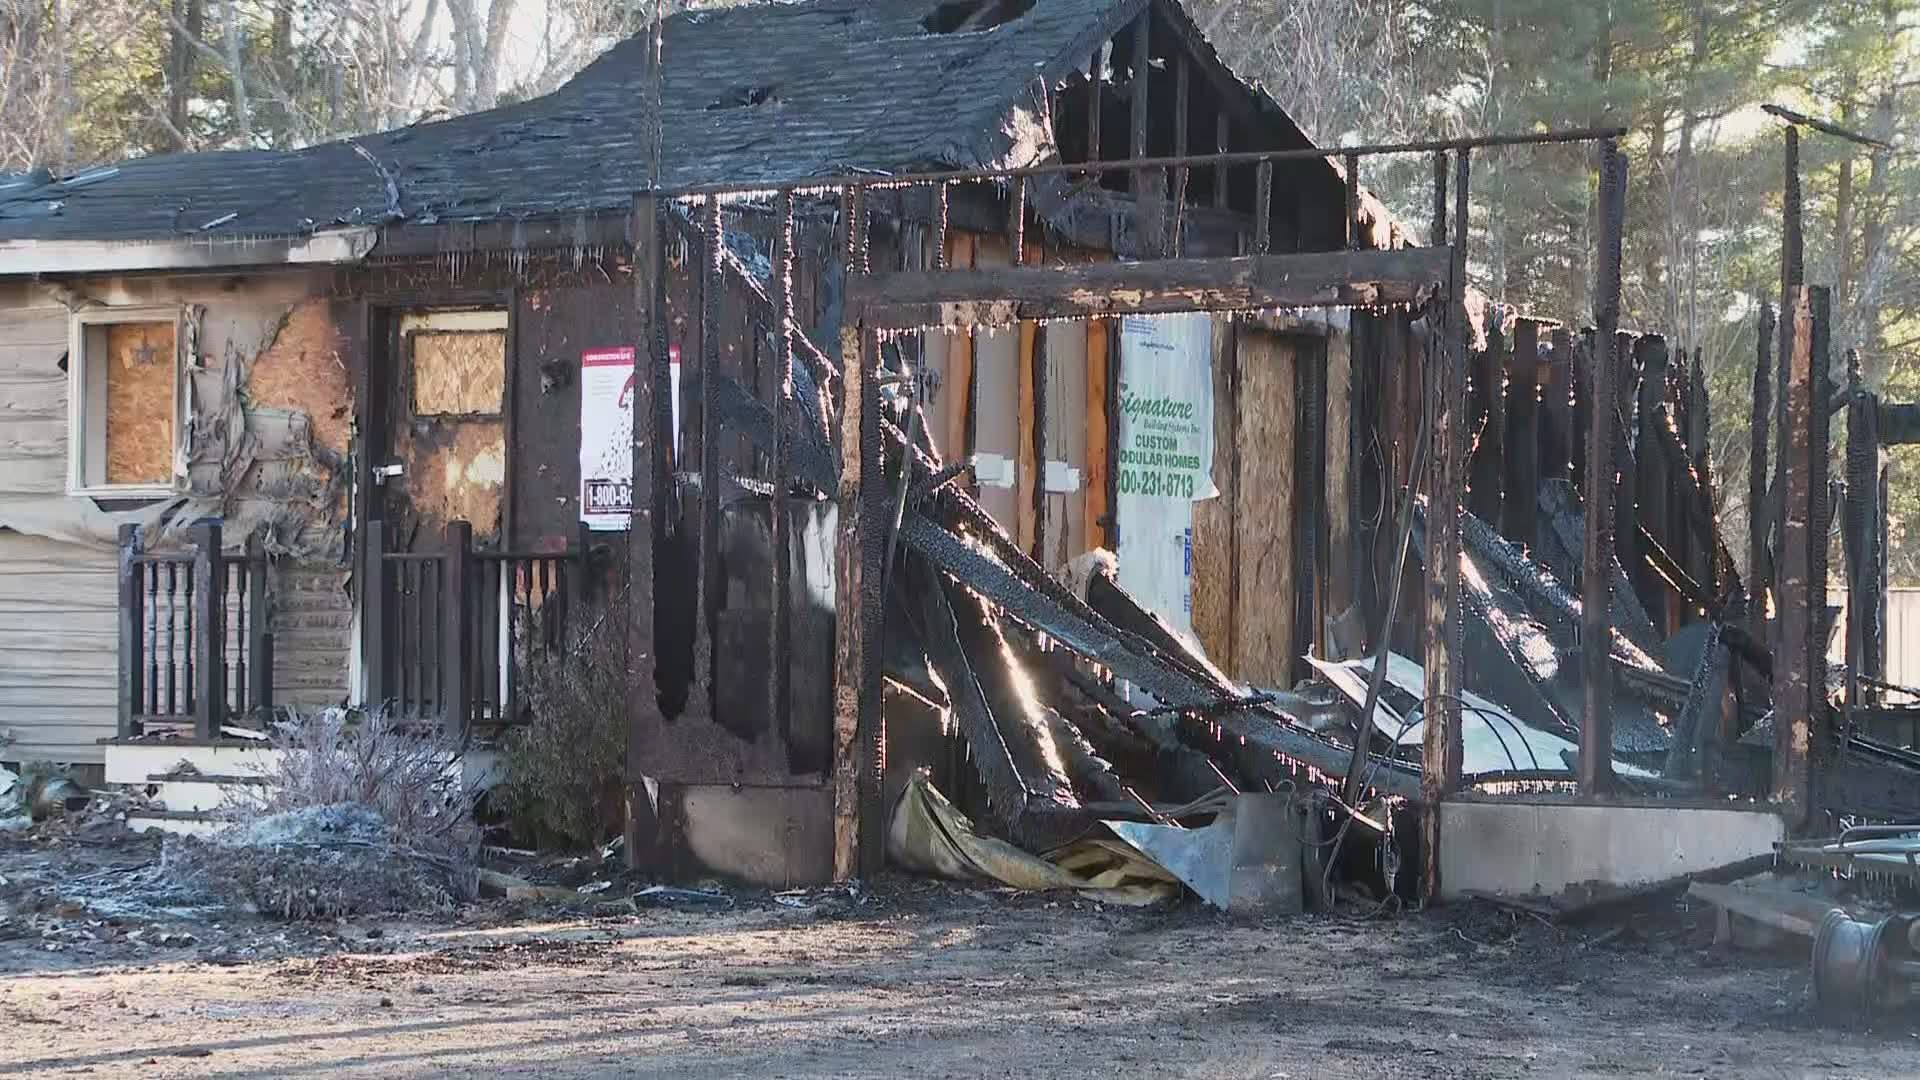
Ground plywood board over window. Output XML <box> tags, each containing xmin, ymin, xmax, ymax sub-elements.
<box><xmin>103</xmin><ymin>321</ymin><xmax>177</xmax><ymax>486</ymax></box>
<box><xmin>411</xmin><ymin>329</ymin><xmax>506</xmax><ymax>416</ymax></box>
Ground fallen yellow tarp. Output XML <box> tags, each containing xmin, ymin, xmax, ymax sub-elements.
<box><xmin>886</xmin><ymin>771</ymin><xmax>1180</xmax><ymax>906</ymax></box>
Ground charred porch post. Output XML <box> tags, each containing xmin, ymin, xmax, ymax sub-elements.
<box><xmin>1422</xmin><ymin>147</ymin><xmax>1469</xmax><ymax>901</ymax></box>
<box><xmin>833</xmin><ymin>185</ymin><xmax>888</xmax><ymax>879</ymax></box>
<box><xmin>1579</xmin><ymin>140</ymin><xmax>1628</xmax><ymax>795</ymax></box>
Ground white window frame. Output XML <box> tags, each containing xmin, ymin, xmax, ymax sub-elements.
<box><xmin>65</xmin><ymin>304</ymin><xmax>188</xmax><ymax>498</ymax></box>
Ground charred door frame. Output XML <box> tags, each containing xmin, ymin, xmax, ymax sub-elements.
<box><xmin>352</xmin><ymin>290</ymin><xmax>520</xmax><ymax>711</ymax></box>
<box><xmin>366</xmin><ymin>295</ymin><xmax>519</xmax><ymax>548</ymax></box>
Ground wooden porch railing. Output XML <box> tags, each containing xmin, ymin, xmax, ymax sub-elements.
<box><xmin>117</xmin><ymin>520</ymin><xmax>273</xmax><ymax>739</ymax></box>
<box><xmin>362</xmin><ymin>519</ymin><xmax>589</xmax><ymax>734</ymax></box>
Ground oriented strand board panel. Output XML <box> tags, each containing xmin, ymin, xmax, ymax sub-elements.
<box><xmin>104</xmin><ymin>321</ymin><xmax>177</xmax><ymax>486</ymax></box>
<box><xmin>1233</xmin><ymin>330</ymin><xmax>1297</xmax><ymax>685</ymax></box>
<box><xmin>0</xmin><ymin>529</ymin><xmax>117</xmax><ymax>762</ymax></box>
<box><xmin>1190</xmin><ymin>317</ymin><xmax>1235</xmax><ymax>670</ymax></box>
<box><xmin>412</xmin><ymin>330</ymin><xmax>506</xmax><ymax>416</ymax></box>
<box><xmin>246</xmin><ymin>300</ymin><xmax>351</xmax><ymax>456</ymax></box>
<box><xmin>393</xmin><ymin>420</ymin><xmax>508</xmax><ymax>538</ymax></box>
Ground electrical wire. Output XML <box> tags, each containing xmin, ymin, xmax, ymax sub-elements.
<box><xmin>1319</xmin><ymin>712</ymin><xmax>1422</xmax><ymax>917</ymax></box>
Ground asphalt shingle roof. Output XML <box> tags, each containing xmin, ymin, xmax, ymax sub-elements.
<box><xmin>0</xmin><ymin>0</ymin><xmax>1324</xmax><ymax>244</ymax></box>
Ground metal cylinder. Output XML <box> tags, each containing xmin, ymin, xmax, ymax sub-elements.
<box><xmin>1812</xmin><ymin>911</ymin><xmax>1918</xmax><ymax>1014</ymax></box>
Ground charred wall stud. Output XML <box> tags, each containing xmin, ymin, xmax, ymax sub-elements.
<box><xmin>771</xmin><ymin>188</ymin><xmax>797</xmax><ymax>750</ymax></box>
<box><xmin>1421</xmin><ymin>145</ymin><xmax>1470</xmax><ymax>901</ymax></box>
<box><xmin>1505</xmin><ymin>319</ymin><xmax>1542</xmax><ymax>546</ymax></box>
<box><xmin>1580</xmin><ymin>139</ymin><xmax>1627</xmax><ymax>796</ymax></box>
<box><xmin>1774</xmin><ymin>286</ymin><xmax>1822</xmax><ymax>830</ymax></box>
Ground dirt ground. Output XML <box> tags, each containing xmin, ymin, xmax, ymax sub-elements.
<box><xmin>7</xmin><ymin>831</ymin><xmax>1920</xmax><ymax>1080</ymax></box>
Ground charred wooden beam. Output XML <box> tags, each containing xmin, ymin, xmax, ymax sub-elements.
<box><xmin>1345</xmin><ymin>152</ymin><xmax>1362</xmax><ymax>250</ymax></box>
<box><xmin>1610</xmin><ymin>331</ymin><xmax>1640</xmax><ymax>618</ymax></box>
<box><xmin>1543</xmin><ymin>326</ymin><xmax>1573</xmax><ymax>490</ymax></box>
<box><xmin>1774</xmin><ymin>286</ymin><xmax>1823</xmax><ymax>830</ymax></box>
<box><xmin>1029</xmin><ymin>324</ymin><xmax>1048</xmax><ymax>562</ymax></box>
<box><xmin>1768</xmin><ymin>126</ymin><xmax>1803</xmax><ymax>654</ymax></box>
<box><xmin>1762</xmin><ymin>104</ymin><xmax>1895</xmax><ymax>150</ymax></box>
<box><xmin>1504</xmin><ymin>319</ymin><xmax>1542</xmax><ymax>544</ymax></box>
<box><xmin>1632</xmin><ymin>335</ymin><xmax>1671</xmax><ymax>631</ymax></box>
<box><xmin>1686</xmin><ymin>348</ymin><xmax>1718</xmax><ymax>593</ymax></box>
<box><xmin>626</xmin><ymin>196</ymin><xmax>671</xmax><ymax>872</ymax></box>
<box><xmin>1294</xmin><ymin>341</ymin><xmax>1327</xmax><ymax>685</ymax></box>
<box><xmin>918</xmin><ymin>571</ymin><xmax>1038</xmax><ymax>826</ymax></box>
<box><xmin>1468</xmin><ymin>320</ymin><xmax>1505</xmax><ymax>528</ymax></box>
<box><xmin>1128</xmin><ymin>14</ymin><xmax>1151</xmax><ymax>196</ymax></box>
<box><xmin>770</xmin><ymin>190</ymin><xmax>796</xmax><ymax>748</ymax></box>
<box><xmin>1580</xmin><ymin>141</ymin><xmax>1628</xmax><ymax>796</ymax></box>
<box><xmin>1212</xmin><ymin>112</ymin><xmax>1230</xmax><ymax>211</ymax></box>
<box><xmin>1171</xmin><ymin>53</ymin><xmax>1190</xmax><ymax>257</ymax></box>
<box><xmin>898</xmin><ymin>513</ymin><xmax>1421</xmax><ymax>800</ymax></box>
<box><xmin>1086</xmin><ymin>45</ymin><xmax>1104</xmax><ymax>164</ymax></box>
<box><xmin>1845</xmin><ymin>353</ymin><xmax>1877</xmax><ymax>722</ymax></box>
<box><xmin>662</xmin><ymin>128</ymin><xmax>1634</xmax><ymax>201</ymax></box>
<box><xmin>1750</xmin><ymin>301</ymin><xmax>1775</xmax><ymax>637</ymax></box>
<box><xmin>696</xmin><ymin>197</ymin><xmax>725</xmax><ymax>727</ymax></box>
<box><xmin>1809</xmin><ymin>289</ymin><xmax>1835</xmax><ymax>753</ymax></box>
<box><xmin>933</xmin><ymin>183</ymin><xmax>950</xmax><ymax>270</ymax></box>
<box><xmin>1008</xmin><ymin>175</ymin><xmax>1027</xmax><ymax>265</ymax></box>
<box><xmin>1253</xmin><ymin>159</ymin><xmax>1273</xmax><ymax>254</ymax></box>
<box><xmin>847</xmin><ymin>247</ymin><xmax>1449</xmax><ymax>329</ymax></box>
<box><xmin>831</xmin><ymin>187</ymin><xmax>887</xmax><ymax>879</ymax></box>
<box><xmin>1422</xmin><ymin>147</ymin><xmax>1470</xmax><ymax>899</ymax></box>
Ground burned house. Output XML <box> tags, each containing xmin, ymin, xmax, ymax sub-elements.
<box><xmin>0</xmin><ymin>0</ymin><xmax>1397</xmax><ymax>849</ymax></box>
<box><xmin>0</xmin><ymin>0</ymin><xmax>1899</xmax><ymax>902</ymax></box>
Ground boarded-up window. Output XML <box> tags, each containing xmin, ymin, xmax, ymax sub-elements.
<box><xmin>70</xmin><ymin>311</ymin><xmax>180</xmax><ymax>493</ymax></box>
<box><xmin>411</xmin><ymin>330</ymin><xmax>506</xmax><ymax>416</ymax></box>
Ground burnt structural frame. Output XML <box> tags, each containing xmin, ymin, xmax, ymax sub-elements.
<box><xmin>632</xmin><ymin>126</ymin><xmax>1629</xmax><ymax>889</ymax></box>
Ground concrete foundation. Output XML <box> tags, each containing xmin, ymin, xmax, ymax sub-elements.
<box><xmin>1438</xmin><ymin>797</ymin><xmax>1785</xmax><ymax>906</ymax></box>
